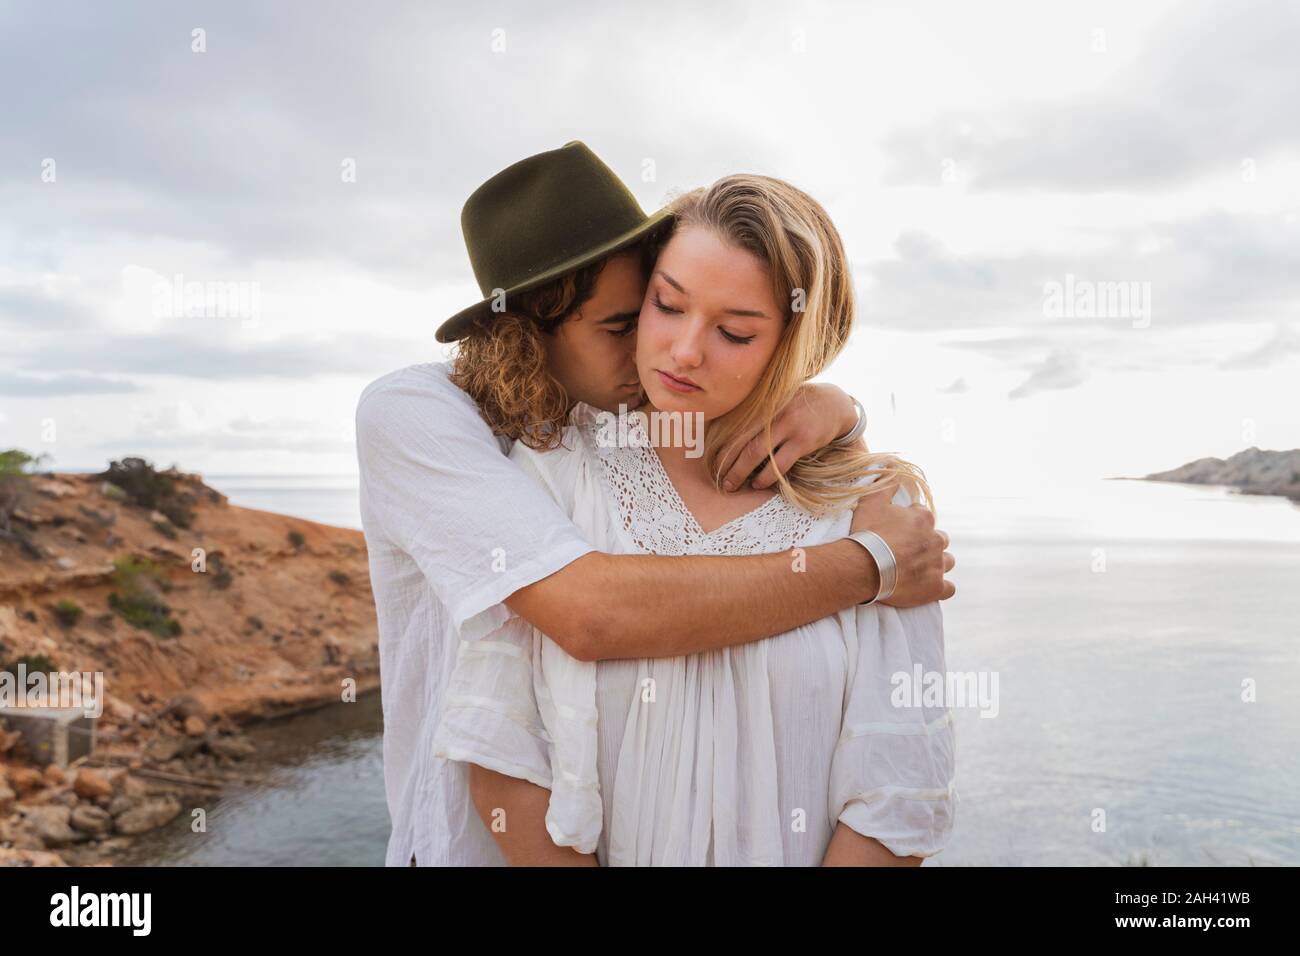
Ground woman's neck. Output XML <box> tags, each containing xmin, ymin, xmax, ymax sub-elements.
<box><xmin>640</xmin><ymin>400</ymin><xmax>713</xmax><ymax>482</ymax></box>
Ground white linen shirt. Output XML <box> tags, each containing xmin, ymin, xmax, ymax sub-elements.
<box><xmin>355</xmin><ymin>362</ymin><xmax>596</xmax><ymax>866</ymax></box>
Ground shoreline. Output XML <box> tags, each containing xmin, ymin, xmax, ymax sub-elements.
<box><xmin>1109</xmin><ymin>475</ymin><xmax>1300</xmax><ymax>504</ymax></box>
<box><xmin>0</xmin><ymin>466</ymin><xmax>381</xmax><ymax>866</ymax></box>
<box><xmin>1121</xmin><ymin>447</ymin><xmax>1300</xmax><ymax>503</ymax></box>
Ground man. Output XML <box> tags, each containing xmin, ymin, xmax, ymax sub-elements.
<box><xmin>355</xmin><ymin>141</ymin><xmax>954</xmax><ymax>866</ymax></box>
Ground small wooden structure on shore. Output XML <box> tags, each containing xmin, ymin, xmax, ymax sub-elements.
<box><xmin>0</xmin><ymin>706</ymin><xmax>97</xmax><ymax>767</ymax></box>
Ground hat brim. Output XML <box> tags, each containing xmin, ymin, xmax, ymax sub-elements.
<box><xmin>435</xmin><ymin>206</ymin><xmax>675</xmax><ymax>344</ymax></box>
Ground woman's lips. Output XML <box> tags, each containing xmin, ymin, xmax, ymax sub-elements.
<box><xmin>656</xmin><ymin>369</ymin><xmax>702</xmax><ymax>393</ymax></box>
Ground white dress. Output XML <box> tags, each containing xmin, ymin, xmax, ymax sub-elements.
<box><xmin>432</xmin><ymin>403</ymin><xmax>957</xmax><ymax>866</ymax></box>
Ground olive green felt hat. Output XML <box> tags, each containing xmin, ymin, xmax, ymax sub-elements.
<box><xmin>435</xmin><ymin>141</ymin><xmax>673</xmax><ymax>343</ymax></box>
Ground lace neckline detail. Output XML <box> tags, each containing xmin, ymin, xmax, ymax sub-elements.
<box><xmin>642</xmin><ymin>443</ymin><xmax>784</xmax><ymax>540</ymax></box>
<box><xmin>576</xmin><ymin>405</ymin><xmax>822</xmax><ymax>556</ymax></box>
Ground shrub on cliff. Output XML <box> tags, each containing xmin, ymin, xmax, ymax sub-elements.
<box><xmin>53</xmin><ymin>599</ymin><xmax>84</xmax><ymax>628</ymax></box>
<box><xmin>1</xmin><ymin>653</ymin><xmax>57</xmax><ymax>679</ymax></box>
<box><xmin>0</xmin><ymin>448</ymin><xmax>50</xmax><ymax>559</ymax></box>
<box><xmin>98</xmin><ymin>457</ymin><xmax>196</xmax><ymax>529</ymax></box>
<box><xmin>107</xmin><ymin>556</ymin><xmax>182</xmax><ymax>638</ymax></box>
<box><xmin>208</xmin><ymin>552</ymin><xmax>233</xmax><ymax>589</ymax></box>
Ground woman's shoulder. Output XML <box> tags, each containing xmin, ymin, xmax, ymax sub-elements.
<box><xmin>840</xmin><ymin>465</ymin><xmax>918</xmax><ymax>508</ymax></box>
<box><xmin>864</xmin><ymin>469</ymin><xmax>916</xmax><ymax>507</ymax></box>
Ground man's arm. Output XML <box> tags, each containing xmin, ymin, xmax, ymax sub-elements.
<box><xmin>508</xmin><ymin>479</ymin><xmax>953</xmax><ymax>662</ymax></box>
<box><xmin>509</xmin><ymin>381</ymin><xmax>952</xmax><ymax>664</ymax></box>
<box><xmin>467</xmin><ymin>765</ymin><xmax>597</xmax><ymax>867</ymax></box>
<box><xmin>820</xmin><ymin>823</ymin><xmax>924</xmax><ymax>867</ymax></box>
<box><xmin>510</xmin><ymin>541</ymin><xmax>868</xmax><ymax>663</ymax></box>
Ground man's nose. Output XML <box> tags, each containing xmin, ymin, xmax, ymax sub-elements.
<box><xmin>620</xmin><ymin>331</ymin><xmax>639</xmax><ymax>368</ymax></box>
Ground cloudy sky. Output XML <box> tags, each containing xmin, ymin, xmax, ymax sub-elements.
<box><xmin>1</xmin><ymin>0</ymin><xmax>1296</xmax><ymax>496</ymax></box>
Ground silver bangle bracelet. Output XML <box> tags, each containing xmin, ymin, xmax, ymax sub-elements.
<box><xmin>845</xmin><ymin>530</ymin><xmax>898</xmax><ymax>605</ymax></box>
<box><xmin>832</xmin><ymin>397</ymin><xmax>867</xmax><ymax>446</ymax></box>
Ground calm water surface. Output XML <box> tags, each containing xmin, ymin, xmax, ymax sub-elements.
<box><xmin>122</xmin><ymin>474</ymin><xmax>1299</xmax><ymax>865</ymax></box>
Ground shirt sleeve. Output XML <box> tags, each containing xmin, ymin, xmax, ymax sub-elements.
<box><xmin>355</xmin><ymin>366</ymin><xmax>596</xmax><ymax>642</ymax></box>
<box><xmin>432</xmin><ymin>425</ymin><xmax>603</xmax><ymax>856</ymax></box>
<box><xmin>827</xmin><ymin>481</ymin><xmax>958</xmax><ymax>859</ymax></box>
<box><xmin>432</xmin><ymin>612</ymin><xmax>553</xmax><ymax>791</ymax></box>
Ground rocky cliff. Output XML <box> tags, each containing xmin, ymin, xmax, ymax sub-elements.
<box><xmin>0</xmin><ymin>466</ymin><xmax>380</xmax><ymax>865</ymax></box>
<box><xmin>1143</xmin><ymin>447</ymin><xmax>1300</xmax><ymax>500</ymax></box>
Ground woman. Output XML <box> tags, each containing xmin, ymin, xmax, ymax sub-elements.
<box><xmin>433</xmin><ymin>174</ymin><xmax>957</xmax><ymax>866</ymax></box>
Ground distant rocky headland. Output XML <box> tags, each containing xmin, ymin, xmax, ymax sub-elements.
<box><xmin>1139</xmin><ymin>447</ymin><xmax>1300</xmax><ymax>501</ymax></box>
<box><xmin>0</xmin><ymin>453</ymin><xmax>379</xmax><ymax>866</ymax></box>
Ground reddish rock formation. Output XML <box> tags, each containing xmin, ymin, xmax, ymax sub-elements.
<box><xmin>0</xmin><ymin>468</ymin><xmax>381</xmax><ymax>865</ymax></box>
<box><xmin>0</xmin><ymin>469</ymin><xmax>380</xmax><ymax>721</ymax></box>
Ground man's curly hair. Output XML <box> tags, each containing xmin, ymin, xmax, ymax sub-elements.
<box><xmin>448</xmin><ymin>241</ymin><xmax>660</xmax><ymax>449</ymax></box>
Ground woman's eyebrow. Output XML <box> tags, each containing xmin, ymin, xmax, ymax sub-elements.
<box><xmin>656</xmin><ymin>270</ymin><xmax>687</xmax><ymax>294</ymax></box>
<box><xmin>656</xmin><ymin>269</ymin><xmax>772</xmax><ymax>319</ymax></box>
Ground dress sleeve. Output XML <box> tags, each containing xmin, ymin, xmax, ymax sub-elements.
<box><xmin>355</xmin><ymin>367</ymin><xmax>595</xmax><ymax>643</ymax></box>
<box><xmin>828</xmin><ymin>482</ymin><xmax>957</xmax><ymax>859</ymax></box>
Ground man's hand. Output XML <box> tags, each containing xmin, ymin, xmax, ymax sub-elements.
<box><xmin>851</xmin><ymin>481</ymin><xmax>955</xmax><ymax>606</ymax></box>
<box><xmin>719</xmin><ymin>382</ymin><xmax>856</xmax><ymax>492</ymax></box>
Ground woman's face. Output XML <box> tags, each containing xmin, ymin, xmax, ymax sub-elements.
<box><xmin>636</xmin><ymin>225</ymin><xmax>784</xmax><ymax>421</ymax></box>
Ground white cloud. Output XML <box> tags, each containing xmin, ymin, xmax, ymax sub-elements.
<box><xmin>880</xmin><ymin>0</ymin><xmax>1299</xmax><ymax>192</ymax></box>
<box><xmin>1220</xmin><ymin>324</ymin><xmax>1300</xmax><ymax>370</ymax></box>
<box><xmin>1008</xmin><ymin>349</ymin><xmax>1088</xmax><ymax>400</ymax></box>
<box><xmin>0</xmin><ymin>0</ymin><xmax>1295</xmax><ymax>482</ymax></box>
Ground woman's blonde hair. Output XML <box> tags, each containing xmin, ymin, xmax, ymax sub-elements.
<box><xmin>655</xmin><ymin>174</ymin><xmax>933</xmax><ymax>515</ymax></box>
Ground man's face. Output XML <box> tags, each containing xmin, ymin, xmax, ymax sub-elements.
<box><xmin>544</xmin><ymin>250</ymin><xmax>648</xmax><ymax>413</ymax></box>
